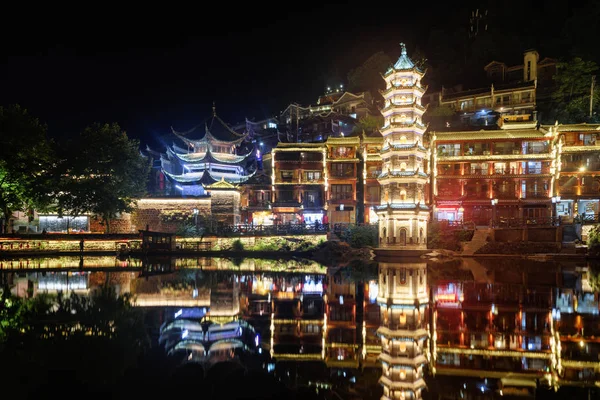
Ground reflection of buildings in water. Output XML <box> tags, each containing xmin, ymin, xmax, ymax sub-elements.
<box><xmin>429</xmin><ymin>264</ymin><xmax>600</xmax><ymax>395</ymax></box>
<box><xmin>11</xmin><ymin>271</ymin><xmax>90</xmax><ymax>297</ymax></box>
<box><xmin>377</xmin><ymin>261</ymin><xmax>429</xmax><ymax>400</ymax></box>
<box><xmin>362</xmin><ymin>279</ymin><xmax>382</xmax><ymax>367</ymax></box>
<box><xmin>325</xmin><ymin>269</ymin><xmax>358</xmax><ymax>368</ymax></box>
<box><xmin>159</xmin><ymin>318</ymin><xmax>258</xmax><ymax>366</ymax></box>
<box><xmin>269</xmin><ymin>275</ymin><xmax>326</xmax><ymax>361</ymax></box>
<box><xmin>3</xmin><ymin>255</ymin><xmax>599</xmax><ymax>393</ymax></box>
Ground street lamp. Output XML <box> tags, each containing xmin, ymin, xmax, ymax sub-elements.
<box><xmin>193</xmin><ymin>208</ymin><xmax>199</xmax><ymax>226</ymax></box>
<box><xmin>491</xmin><ymin>198</ymin><xmax>498</xmax><ymax>227</ymax></box>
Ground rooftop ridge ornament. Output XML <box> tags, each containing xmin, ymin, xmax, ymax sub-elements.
<box><xmin>392</xmin><ymin>42</ymin><xmax>415</xmax><ymax>70</ymax></box>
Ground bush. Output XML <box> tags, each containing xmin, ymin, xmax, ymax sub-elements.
<box><xmin>340</xmin><ymin>225</ymin><xmax>378</xmax><ymax>248</ymax></box>
<box><xmin>175</xmin><ymin>222</ymin><xmax>203</xmax><ymax>238</ymax></box>
<box><xmin>231</xmin><ymin>239</ymin><xmax>244</xmax><ymax>251</ymax></box>
<box><xmin>587</xmin><ymin>224</ymin><xmax>600</xmax><ymax>255</ymax></box>
<box><xmin>427</xmin><ymin>221</ymin><xmax>461</xmax><ymax>251</ymax></box>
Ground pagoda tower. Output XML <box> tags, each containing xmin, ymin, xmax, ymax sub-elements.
<box><xmin>377</xmin><ymin>260</ymin><xmax>429</xmax><ymax>400</ymax></box>
<box><xmin>376</xmin><ymin>43</ymin><xmax>429</xmax><ymax>247</ymax></box>
<box><xmin>156</xmin><ymin>106</ymin><xmax>255</xmax><ymax>196</ymax></box>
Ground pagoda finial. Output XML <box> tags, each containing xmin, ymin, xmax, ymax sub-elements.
<box><xmin>212</xmin><ymin>101</ymin><xmax>216</xmax><ymax>117</ymax></box>
<box><xmin>400</xmin><ymin>42</ymin><xmax>407</xmax><ymax>55</ymax></box>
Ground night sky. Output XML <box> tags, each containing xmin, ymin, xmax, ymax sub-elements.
<box><xmin>1</xmin><ymin>1</ymin><xmax>597</xmax><ymax>147</ymax></box>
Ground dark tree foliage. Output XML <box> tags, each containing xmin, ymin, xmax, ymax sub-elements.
<box><xmin>545</xmin><ymin>58</ymin><xmax>599</xmax><ymax>124</ymax></box>
<box><xmin>0</xmin><ymin>105</ymin><xmax>55</xmax><ymax>232</ymax></box>
<box><xmin>347</xmin><ymin>51</ymin><xmax>392</xmax><ymax>100</ymax></box>
<box><xmin>56</xmin><ymin>123</ymin><xmax>150</xmax><ymax>233</ymax></box>
<box><xmin>0</xmin><ymin>286</ymin><xmax>149</xmax><ymax>395</ymax></box>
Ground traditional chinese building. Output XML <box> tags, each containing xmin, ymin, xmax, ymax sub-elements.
<box><xmin>546</xmin><ymin>123</ymin><xmax>600</xmax><ymax>221</ymax></box>
<box><xmin>431</xmin><ymin>49</ymin><xmax>557</xmax><ymax>130</ymax></box>
<box><xmin>362</xmin><ymin>133</ymin><xmax>384</xmax><ymax>224</ymax></box>
<box><xmin>377</xmin><ymin>259</ymin><xmax>429</xmax><ymax>400</ymax></box>
<box><xmin>271</xmin><ymin>143</ymin><xmax>327</xmax><ymax>225</ymax></box>
<box><xmin>376</xmin><ymin>43</ymin><xmax>430</xmax><ymax>247</ymax></box>
<box><xmin>151</xmin><ymin>106</ymin><xmax>255</xmax><ymax>196</ymax></box>
<box><xmin>239</xmin><ymin>171</ymin><xmax>273</xmax><ymax>225</ymax></box>
<box><xmin>280</xmin><ymin>90</ymin><xmax>376</xmax><ymax>143</ymax></box>
<box><xmin>326</xmin><ymin>137</ymin><xmax>360</xmax><ymax>224</ymax></box>
<box><xmin>430</xmin><ymin>125</ymin><xmax>555</xmax><ymax>225</ymax></box>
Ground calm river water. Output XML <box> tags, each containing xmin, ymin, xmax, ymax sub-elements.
<box><xmin>1</xmin><ymin>255</ymin><xmax>598</xmax><ymax>399</ymax></box>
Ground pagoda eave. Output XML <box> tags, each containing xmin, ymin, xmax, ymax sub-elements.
<box><xmin>380</xmin><ymin>86</ymin><xmax>426</xmax><ymax>97</ymax></box>
<box><xmin>382</xmin><ymin>147</ymin><xmax>428</xmax><ymax>156</ymax></box>
<box><xmin>381</xmin><ymin>104</ymin><xmax>426</xmax><ymax>115</ymax></box>
<box><xmin>383</xmin><ymin>67</ymin><xmax>425</xmax><ymax>78</ymax></box>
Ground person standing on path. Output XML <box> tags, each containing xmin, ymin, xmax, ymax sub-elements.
<box><xmin>79</xmin><ymin>239</ymin><xmax>84</xmax><ymax>253</ymax></box>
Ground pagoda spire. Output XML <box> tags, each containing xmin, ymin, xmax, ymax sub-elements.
<box><xmin>393</xmin><ymin>42</ymin><xmax>415</xmax><ymax>70</ymax></box>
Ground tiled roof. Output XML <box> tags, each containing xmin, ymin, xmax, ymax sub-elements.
<box><xmin>542</xmin><ymin>123</ymin><xmax>600</xmax><ymax>132</ymax></box>
<box><xmin>433</xmin><ymin>129</ymin><xmax>546</xmax><ymax>141</ymax></box>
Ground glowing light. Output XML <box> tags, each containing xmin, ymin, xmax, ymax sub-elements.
<box><xmin>368</xmin><ymin>281</ymin><xmax>378</xmax><ymax>303</ymax></box>
<box><xmin>182</xmin><ymin>329</ymin><xmax>189</xmax><ymax>339</ymax></box>
<box><xmin>174</xmin><ymin>309</ymin><xmax>183</xmax><ymax>318</ymax></box>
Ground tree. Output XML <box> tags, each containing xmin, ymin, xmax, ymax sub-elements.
<box><xmin>58</xmin><ymin>123</ymin><xmax>150</xmax><ymax>233</ymax></box>
<box><xmin>0</xmin><ymin>105</ymin><xmax>56</xmax><ymax>233</ymax></box>
<box><xmin>351</xmin><ymin>114</ymin><xmax>384</xmax><ymax>135</ymax></box>
<box><xmin>347</xmin><ymin>51</ymin><xmax>392</xmax><ymax>100</ymax></box>
<box><xmin>548</xmin><ymin>58</ymin><xmax>599</xmax><ymax>123</ymax></box>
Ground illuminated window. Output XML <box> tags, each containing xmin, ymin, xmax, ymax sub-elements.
<box><xmin>400</xmin><ymin>189</ymin><xmax>407</xmax><ymax>199</ymax></box>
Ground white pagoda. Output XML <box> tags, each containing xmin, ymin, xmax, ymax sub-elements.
<box><xmin>377</xmin><ymin>260</ymin><xmax>429</xmax><ymax>400</ymax></box>
<box><xmin>376</xmin><ymin>43</ymin><xmax>429</xmax><ymax>247</ymax></box>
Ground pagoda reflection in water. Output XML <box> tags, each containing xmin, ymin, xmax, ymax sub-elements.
<box><xmin>1</xmin><ymin>255</ymin><xmax>599</xmax><ymax>397</ymax></box>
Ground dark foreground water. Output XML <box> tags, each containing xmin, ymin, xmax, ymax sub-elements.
<box><xmin>0</xmin><ymin>255</ymin><xmax>598</xmax><ymax>399</ymax></box>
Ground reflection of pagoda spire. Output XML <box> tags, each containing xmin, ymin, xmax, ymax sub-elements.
<box><xmin>377</xmin><ymin>260</ymin><xmax>429</xmax><ymax>400</ymax></box>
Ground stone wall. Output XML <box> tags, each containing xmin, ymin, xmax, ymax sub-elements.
<box><xmin>492</xmin><ymin>227</ymin><xmax>561</xmax><ymax>242</ymax></box>
<box><xmin>89</xmin><ymin>213</ymin><xmax>133</xmax><ymax>233</ymax></box>
<box><xmin>131</xmin><ymin>198</ymin><xmax>211</xmax><ymax>233</ymax></box>
<box><xmin>211</xmin><ymin>191</ymin><xmax>240</xmax><ymax>225</ymax></box>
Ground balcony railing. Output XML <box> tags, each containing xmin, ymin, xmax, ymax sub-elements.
<box><xmin>330</xmin><ymin>171</ymin><xmax>355</xmax><ymax>178</ymax></box>
<box><xmin>272</xmin><ymin>199</ymin><xmax>301</xmax><ymax>206</ymax></box>
<box><xmin>493</xmin><ymin>216</ymin><xmax>561</xmax><ymax>228</ymax></box>
<box><xmin>562</xmin><ymin>163</ymin><xmax>600</xmax><ymax>172</ymax></box>
<box><xmin>330</xmin><ymin>193</ymin><xmax>354</xmax><ymax>201</ymax></box>
<box><xmin>248</xmin><ymin>201</ymin><xmax>270</xmax><ymax>208</ymax></box>
<box><xmin>366</xmin><ymin>170</ymin><xmax>382</xmax><ymax>178</ymax></box>
<box><xmin>470</xmin><ymin>168</ymin><xmax>488</xmax><ymax>175</ymax></box>
<box><xmin>522</xmin><ymin>191</ymin><xmax>549</xmax><ymax>199</ymax></box>
<box><xmin>302</xmin><ymin>201</ymin><xmax>324</xmax><ymax>209</ymax></box>
<box><xmin>329</xmin><ymin>153</ymin><xmax>356</xmax><ymax>160</ymax></box>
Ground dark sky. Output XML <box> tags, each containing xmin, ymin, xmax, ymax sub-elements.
<box><xmin>1</xmin><ymin>1</ymin><xmax>595</xmax><ymax>147</ymax></box>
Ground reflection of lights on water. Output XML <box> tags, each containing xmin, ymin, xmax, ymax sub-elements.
<box><xmin>181</xmin><ymin>329</ymin><xmax>189</xmax><ymax>339</ymax></box>
<box><xmin>368</xmin><ymin>281</ymin><xmax>378</xmax><ymax>303</ymax></box>
<box><xmin>303</xmin><ymin>277</ymin><xmax>323</xmax><ymax>293</ymax></box>
<box><xmin>255</xmin><ymin>334</ymin><xmax>260</xmax><ymax>347</ymax></box>
<box><xmin>579</xmin><ymin>340</ymin><xmax>585</xmax><ymax>348</ymax></box>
